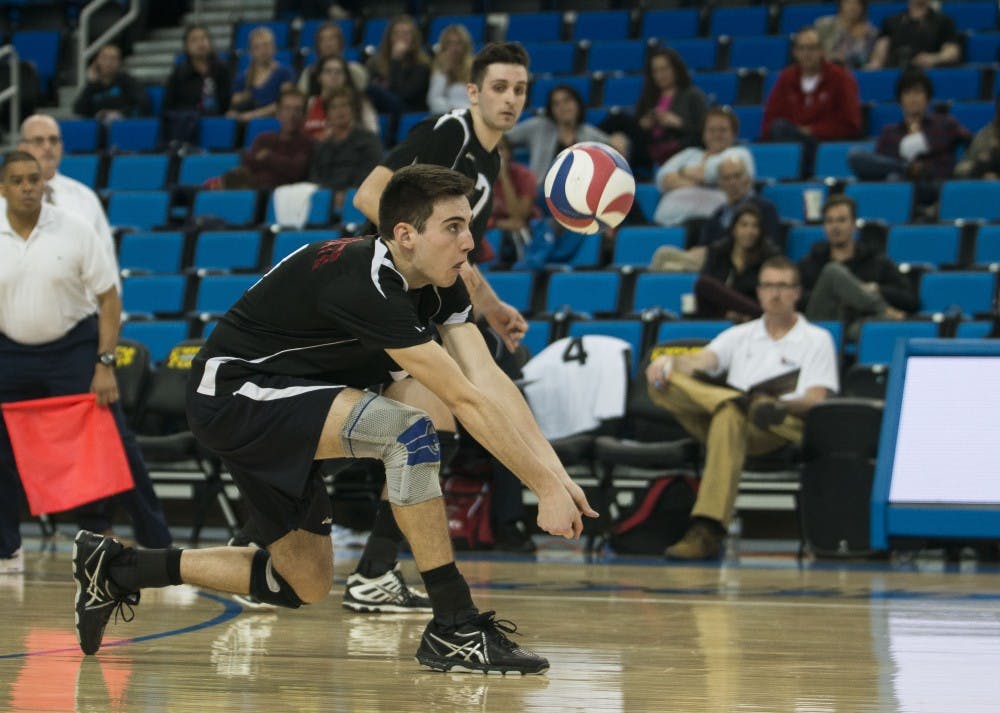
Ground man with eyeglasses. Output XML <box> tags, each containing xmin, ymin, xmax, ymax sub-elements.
<box><xmin>646</xmin><ymin>255</ymin><xmax>838</xmax><ymax>560</ymax></box>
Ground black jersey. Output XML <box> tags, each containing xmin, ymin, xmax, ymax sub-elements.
<box><xmin>382</xmin><ymin>109</ymin><xmax>500</xmax><ymax>254</ymax></box>
<box><xmin>196</xmin><ymin>235</ymin><xmax>472</xmax><ymax>393</ymax></box>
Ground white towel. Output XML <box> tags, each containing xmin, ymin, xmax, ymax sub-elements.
<box><xmin>272</xmin><ymin>182</ymin><xmax>319</xmax><ymax>229</ymax></box>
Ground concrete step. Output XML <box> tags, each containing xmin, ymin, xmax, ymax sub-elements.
<box><xmin>130</xmin><ymin>66</ymin><xmax>173</xmax><ymax>84</ymax></box>
<box><xmin>125</xmin><ymin>52</ymin><xmax>178</xmax><ymax>69</ymax></box>
<box><xmin>147</xmin><ymin>26</ymin><xmax>232</xmax><ymax>44</ymax></box>
<box><xmin>133</xmin><ymin>39</ymin><xmax>186</xmax><ymax>55</ymax></box>
<box><xmin>181</xmin><ymin>9</ymin><xmax>272</xmax><ymax>26</ymax></box>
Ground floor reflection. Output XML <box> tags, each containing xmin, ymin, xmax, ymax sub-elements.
<box><xmin>210</xmin><ymin>614</ymin><xmax>278</xmax><ymax>678</ymax></box>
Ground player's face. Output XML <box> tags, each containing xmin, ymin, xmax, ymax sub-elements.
<box><xmin>0</xmin><ymin>160</ymin><xmax>44</xmax><ymax>215</ymax></box>
<box><xmin>757</xmin><ymin>267</ymin><xmax>801</xmax><ymax>319</ymax></box>
<box><xmin>413</xmin><ymin>196</ymin><xmax>474</xmax><ymax>287</ymax></box>
<box><xmin>469</xmin><ymin>63</ymin><xmax>528</xmax><ymax>133</ymax></box>
<box><xmin>19</xmin><ymin>117</ymin><xmax>62</xmax><ymax>180</ymax></box>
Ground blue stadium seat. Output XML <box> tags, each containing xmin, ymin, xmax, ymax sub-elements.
<box><xmin>749</xmin><ymin>143</ymin><xmax>803</xmax><ymax>181</ymax></box>
<box><xmin>522</xmin><ymin>319</ymin><xmax>553</xmax><ymax>359</ymax></box>
<box><xmin>59</xmin><ymin>154</ymin><xmax>100</xmax><ymax>188</ymax></box>
<box><xmin>867</xmin><ymin>103</ymin><xmax>900</xmax><ymax>135</ymax></box>
<box><xmin>567</xmin><ymin>319</ymin><xmax>645</xmax><ymax>374</ymax></box>
<box><xmin>572</xmin><ymin>10</ymin><xmax>631</xmax><ymax>41</ymax></box>
<box><xmin>587</xmin><ymin>40</ymin><xmax>646</xmax><ymax>74</ymax></box>
<box><xmin>530</xmin><ymin>75</ymin><xmax>591</xmax><ymax>109</ymax></box>
<box><xmin>199</xmin><ymin>117</ymin><xmax>237</xmax><ymax>151</ymax></box>
<box><xmin>265</xmin><ymin>188</ymin><xmax>333</xmax><ymax>228</ymax></box>
<box><xmin>856</xmin><ymin>69</ymin><xmax>901</xmax><ymax>103</ymax></box>
<box><xmin>670</xmin><ymin>39</ymin><xmax>718</xmax><ymax>71</ymax></box>
<box><xmin>12</xmin><ymin>30</ymin><xmax>60</xmax><ymax>92</ymax></box>
<box><xmin>193</xmin><ymin>274</ymin><xmax>264</xmax><ymax>316</ymax></box>
<box><xmin>844</xmin><ymin>182</ymin><xmax>913</xmax><ymax>223</ymax></box>
<box><xmin>428</xmin><ymin>15</ymin><xmax>486</xmax><ymax>44</ymax></box>
<box><xmin>955</xmin><ymin>321</ymin><xmax>993</xmax><ymax>338</ymax></box>
<box><xmin>521</xmin><ymin>41</ymin><xmax>577</xmax><ymax>75</ymax></box>
<box><xmin>857</xmin><ymin>320</ymin><xmax>939</xmax><ymax>365</ymax></box>
<box><xmin>191</xmin><ymin>190</ymin><xmax>257</xmax><ymax>226</ymax></box>
<box><xmin>611</xmin><ymin>226</ymin><xmax>685</xmax><ymax>267</ymax></box>
<box><xmin>631</xmin><ymin>272</ymin><xmax>698</xmax><ymax>315</ymax></box>
<box><xmin>361</xmin><ymin>18</ymin><xmax>390</xmax><ymax>47</ymax></box>
<box><xmin>122</xmin><ymin>275</ymin><xmax>187</xmax><ymax>317</ymax></box>
<box><xmin>640</xmin><ymin>9</ymin><xmax>700</xmax><ymax>40</ymax></box>
<box><xmin>106</xmin><ymin>154</ymin><xmax>169</xmax><ymax>191</ymax></box>
<box><xmin>919</xmin><ymin>271</ymin><xmax>996</xmax><ymax>316</ymax></box>
<box><xmin>966</xmin><ymin>32</ymin><xmax>1000</xmax><ymax>63</ymax></box>
<box><xmin>563</xmin><ymin>233</ymin><xmax>604</xmax><ymax>269</ymax></box>
<box><xmin>192</xmin><ymin>230</ymin><xmax>262</xmax><ymax>272</ymax></box>
<box><xmin>107</xmin><ymin>118</ymin><xmax>160</xmax><ymax>152</ymax></box>
<box><xmin>942</xmin><ymin>1</ymin><xmax>998</xmax><ymax>32</ymax></box>
<box><xmin>298</xmin><ymin>18</ymin><xmax>354</xmax><ymax>51</ymax></box>
<box><xmin>785</xmin><ymin>226</ymin><xmax>825</xmax><ymax>262</ymax></box>
<box><xmin>243</xmin><ymin>118</ymin><xmax>281</xmax><ymax>147</ymax></box>
<box><xmin>120</xmin><ymin>320</ymin><xmax>190</xmax><ymax>363</ymax></box>
<box><xmin>234</xmin><ymin>21</ymin><xmax>290</xmax><ymax>50</ymax></box>
<box><xmin>634</xmin><ymin>183</ymin><xmax>660</xmax><ymax>223</ymax></box>
<box><xmin>145</xmin><ymin>85</ymin><xmax>164</xmax><ymax>116</ymax></box>
<box><xmin>506</xmin><ymin>12</ymin><xmax>563</xmax><ymax>43</ymax></box>
<box><xmin>925</xmin><ymin>67</ymin><xmax>982</xmax><ymax>101</ymax></box>
<box><xmin>692</xmin><ymin>72</ymin><xmax>738</xmax><ymax>105</ymax></box>
<box><xmin>585</xmin><ymin>107</ymin><xmax>611</xmax><ymax>126</ymax></box>
<box><xmin>973</xmin><ymin>225</ymin><xmax>1000</xmax><ymax>265</ymax></box>
<box><xmin>118</xmin><ymin>232</ymin><xmax>185</xmax><ymax>275</ymax></box>
<box><xmin>58</xmin><ymin>119</ymin><xmax>100</xmax><ymax>153</ymax></box>
<box><xmin>939</xmin><ymin>181</ymin><xmax>1000</xmax><ymax>221</ymax></box>
<box><xmin>761</xmin><ymin>182</ymin><xmax>827</xmax><ymax>223</ymax></box>
<box><xmin>546</xmin><ymin>272</ymin><xmax>621</xmax><ymax>315</ymax></box>
<box><xmin>339</xmin><ymin>188</ymin><xmax>367</xmax><ymax>226</ymax></box>
<box><xmin>709</xmin><ymin>6</ymin><xmax>769</xmax><ymax>37</ymax></box>
<box><xmin>886</xmin><ymin>225</ymin><xmax>961</xmax><ymax>268</ymax></box>
<box><xmin>867</xmin><ymin>2</ymin><xmax>908</xmax><ymax>28</ymax></box>
<box><xmin>486</xmin><ymin>272</ymin><xmax>535</xmax><ymax>313</ymax></box>
<box><xmin>949</xmin><ymin>101</ymin><xmax>995</xmax><ymax>132</ymax></box>
<box><xmin>657</xmin><ymin>320</ymin><xmax>732</xmax><ymax>343</ymax></box>
<box><xmin>398</xmin><ymin>112</ymin><xmax>428</xmax><ymax>140</ymax></box>
<box><xmin>178</xmin><ymin>153</ymin><xmax>240</xmax><ymax>186</ymax></box>
<box><xmin>779</xmin><ymin>3</ymin><xmax>831</xmax><ymax>34</ymax></box>
<box><xmin>813</xmin><ymin>140</ymin><xmax>874</xmax><ymax>179</ymax></box>
<box><xmin>728</xmin><ymin>36</ymin><xmax>789</xmax><ymax>71</ymax></box>
<box><xmin>732</xmin><ymin>106</ymin><xmax>763</xmax><ymax>141</ymax></box>
<box><xmin>602</xmin><ymin>75</ymin><xmax>643</xmax><ymax>107</ymax></box>
<box><xmin>269</xmin><ymin>229</ymin><xmax>340</xmax><ymax>266</ymax></box>
<box><xmin>813</xmin><ymin>320</ymin><xmax>843</xmax><ymax>353</ymax></box>
<box><xmin>107</xmin><ymin>191</ymin><xmax>170</xmax><ymax>230</ymax></box>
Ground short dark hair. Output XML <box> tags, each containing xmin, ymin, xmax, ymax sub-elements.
<box><xmin>822</xmin><ymin>194</ymin><xmax>857</xmax><ymax>221</ymax></box>
<box><xmin>759</xmin><ymin>255</ymin><xmax>800</xmax><ymax>282</ymax></box>
<box><xmin>544</xmin><ymin>84</ymin><xmax>584</xmax><ymax>126</ymax></box>
<box><xmin>278</xmin><ymin>85</ymin><xmax>306</xmax><ymax>105</ymax></box>
<box><xmin>379</xmin><ymin>164</ymin><xmax>475</xmax><ymax>237</ymax></box>
<box><xmin>1</xmin><ymin>150</ymin><xmax>39</xmax><ymax>179</ymax></box>
<box><xmin>325</xmin><ymin>85</ymin><xmax>361</xmax><ymax>120</ymax></box>
<box><xmin>470</xmin><ymin>41</ymin><xmax>530</xmax><ymax>87</ymax></box>
<box><xmin>896</xmin><ymin>67</ymin><xmax>933</xmax><ymax>101</ymax></box>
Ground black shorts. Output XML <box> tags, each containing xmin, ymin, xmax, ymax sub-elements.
<box><xmin>186</xmin><ymin>367</ymin><xmax>344</xmax><ymax>544</ymax></box>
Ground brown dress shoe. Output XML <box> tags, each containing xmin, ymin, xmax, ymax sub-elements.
<box><xmin>665</xmin><ymin>521</ymin><xmax>724</xmax><ymax>560</ymax></box>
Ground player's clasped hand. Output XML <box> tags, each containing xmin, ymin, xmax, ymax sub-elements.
<box><xmin>536</xmin><ymin>481</ymin><xmax>598</xmax><ymax>539</ymax></box>
<box><xmin>484</xmin><ymin>301</ymin><xmax>528</xmax><ymax>353</ymax></box>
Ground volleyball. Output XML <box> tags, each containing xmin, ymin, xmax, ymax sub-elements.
<box><xmin>543</xmin><ymin>142</ymin><xmax>636</xmax><ymax>234</ymax></box>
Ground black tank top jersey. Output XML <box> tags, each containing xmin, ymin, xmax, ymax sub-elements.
<box><xmin>381</xmin><ymin>109</ymin><xmax>500</xmax><ymax>254</ymax></box>
<box><xmin>197</xmin><ymin>236</ymin><xmax>472</xmax><ymax>392</ymax></box>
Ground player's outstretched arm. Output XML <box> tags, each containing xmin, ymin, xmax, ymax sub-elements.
<box><xmin>387</xmin><ymin>336</ymin><xmax>584</xmax><ymax>538</ymax></box>
<box><xmin>460</xmin><ymin>262</ymin><xmax>528</xmax><ymax>353</ymax></box>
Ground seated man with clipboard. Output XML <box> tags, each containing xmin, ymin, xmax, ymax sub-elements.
<box><xmin>646</xmin><ymin>256</ymin><xmax>839</xmax><ymax>560</ymax></box>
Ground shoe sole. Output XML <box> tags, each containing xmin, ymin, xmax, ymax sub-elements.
<box><xmin>414</xmin><ymin>653</ymin><xmax>548</xmax><ymax>676</ymax></box>
<box><xmin>342</xmin><ymin>600</ymin><xmax>432</xmax><ymax>614</ymax></box>
<box><xmin>72</xmin><ymin>532</ymin><xmax>95</xmax><ymax>655</ymax></box>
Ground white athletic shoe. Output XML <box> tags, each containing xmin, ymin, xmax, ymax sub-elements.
<box><xmin>0</xmin><ymin>548</ymin><xmax>24</xmax><ymax>574</ymax></box>
<box><xmin>342</xmin><ymin>564</ymin><xmax>432</xmax><ymax>613</ymax></box>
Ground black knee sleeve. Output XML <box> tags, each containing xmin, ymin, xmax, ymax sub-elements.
<box><xmin>248</xmin><ymin>549</ymin><xmax>304</xmax><ymax>609</ymax></box>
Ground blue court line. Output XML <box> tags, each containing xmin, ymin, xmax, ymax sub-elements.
<box><xmin>0</xmin><ymin>591</ymin><xmax>241</xmax><ymax>660</ymax></box>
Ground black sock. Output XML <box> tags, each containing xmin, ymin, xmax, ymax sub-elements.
<box><xmin>109</xmin><ymin>548</ymin><xmax>183</xmax><ymax>595</ymax></box>
<box><xmin>356</xmin><ymin>500</ymin><xmax>403</xmax><ymax>578</ymax></box>
<box><xmin>420</xmin><ymin>562</ymin><xmax>477</xmax><ymax>628</ymax></box>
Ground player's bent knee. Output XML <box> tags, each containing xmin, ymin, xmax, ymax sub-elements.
<box><xmin>340</xmin><ymin>392</ymin><xmax>443</xmax><ymax>507</ymax></box>
<box><xmin>248</xmin><ymin>549</ymin><xmax>310</xmax><ymax>608</ymax></box>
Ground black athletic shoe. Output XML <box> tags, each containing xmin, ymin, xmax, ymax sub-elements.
<box><xmin>72</xmin><ymin>530</ymin><xmax>139</xmax><ymax>655</ymax></box>
<box><xmin>415</xmin><ymin>610</ymin><xmax>549</xmax><ymax>675</ymax></box>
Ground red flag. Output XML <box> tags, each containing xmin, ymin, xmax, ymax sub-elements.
<box><xmin>2</xmin><ymin>393</ymin><xmax>134</xmax><ymax>515</ymax></box>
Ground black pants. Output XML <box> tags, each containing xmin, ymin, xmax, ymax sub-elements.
<box><xmin>0</xmin><ymin>317</ymin><xmax>172</xmax><ymax>555</ymax></box>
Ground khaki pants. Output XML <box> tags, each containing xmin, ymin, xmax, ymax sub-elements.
<box><xmin>648</xmin><ymin>372</ymin><xmax>803</xmax><ymax>526</ymax></box>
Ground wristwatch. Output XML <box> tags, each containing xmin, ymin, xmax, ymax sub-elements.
<box><xmin>97</xmin><ymin>351</ymin><xmax>117</xmax><ymax>367</ymax></box>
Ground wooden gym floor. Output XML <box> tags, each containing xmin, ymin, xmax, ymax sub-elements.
<box><xmin>2</xmin><ymin>535</ymin><xmax>999</xmax><ymax>712</ymax></box>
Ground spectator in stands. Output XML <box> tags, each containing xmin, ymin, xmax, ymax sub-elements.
<box><xmin>505</xmin><ymin>84</ymin><xmax>628</xmax><ymax>189</ymax></box>
<box><xmin>847</xmin><ymin>68</ymin><xmax>970</xmax><ymax>189</ymax></box>
<box><xmin>228</xmin><ymin>26</ymin><xmax>296</xmax><ymax>122</ymax></box>
<box><xmin>647</xmin><ymin>255</ymin><xmax>838</xmax><ymax>560</ymax></box>
<box><xmin>955</xmin><ymin>96</ymin><xmax>1000</xmax><ymax>179</ymax></box>
<box><xmin>299</xmin><ymin>22</ymin><xmax>367</xmax><ymax>93</ymax></box>
<box><xmin>634</xmin><ymin>47</ymin><xmax>707</xmax><ymax>169</ymax></box>
<box><xmin>224</xmin><ymin>87</ymin><xmax>314</xmax><ymax>189</ymax></box>
<box><xmin>427</xmin><ymin>24</ymin><xmax>474</xmax><ymax>114</ymax></box>
<box><xmin>303</xmin><ymin>56</ymin><xmax>378</xmax><ymax>140</ymax></box>
<box><xmin>652</xmin><ymin>106</ymin><xmax>753</xmax><ymax>227</ymax></box>
<box><xmin>814</xmin><ymin>0</ymin><xmax>879</xmax><ymax>68</ymax></box>
<box><xmin>798</xmin><ymin>195</ymin><xmax>917</xmax><ymax>338</ymax></box>
<box><xmin>489</xmin><ymin>136</ymin><xmax>540</xmax><ymax>266</ymax></box>
<box><xmin>72</xmin><ymin>44</ymin><xmax>149</xmax><ymax>121</ymax></box>
<box><xmin>695</xmin><ymin>203</ymin><xmax>781</xmax><ymax>322</ymax></box>
<box><xmin>308</xmin><ymin>86</ymin><xmax>382</xmax><ymax>212</ymax></box>
<box><xmin>762</xmin><ymin>28</ymin><xmax>863</xmax><ymax>178</ymax></box>
<box><xmin>162</xmin><ymin>25</ymin><xmax>233</xmax><ymax>145</ymax></box>
<box><xmin>365</xmin><ymin>15</ymin><xmax>432</xmax><ymax>118</ymax></box>
<box><xmin>865</xmin><ymin>0</ymin><xmax>960</xmax><ymax>69</ymax></box>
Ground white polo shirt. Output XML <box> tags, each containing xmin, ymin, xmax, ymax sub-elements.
<box><xmin>0</xmin><ymin>171</ymin><xmax>113</xmax><ymax>246</ymax></box>
<box><xmin>706</xmin><ymin>314</ymin><xmax>839</xmax><ymax>398</ymax></box>
<box><xmin>0</xmin><ymin>204</ymin><xmax>118</xmax><ymax>345</ymax></box>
